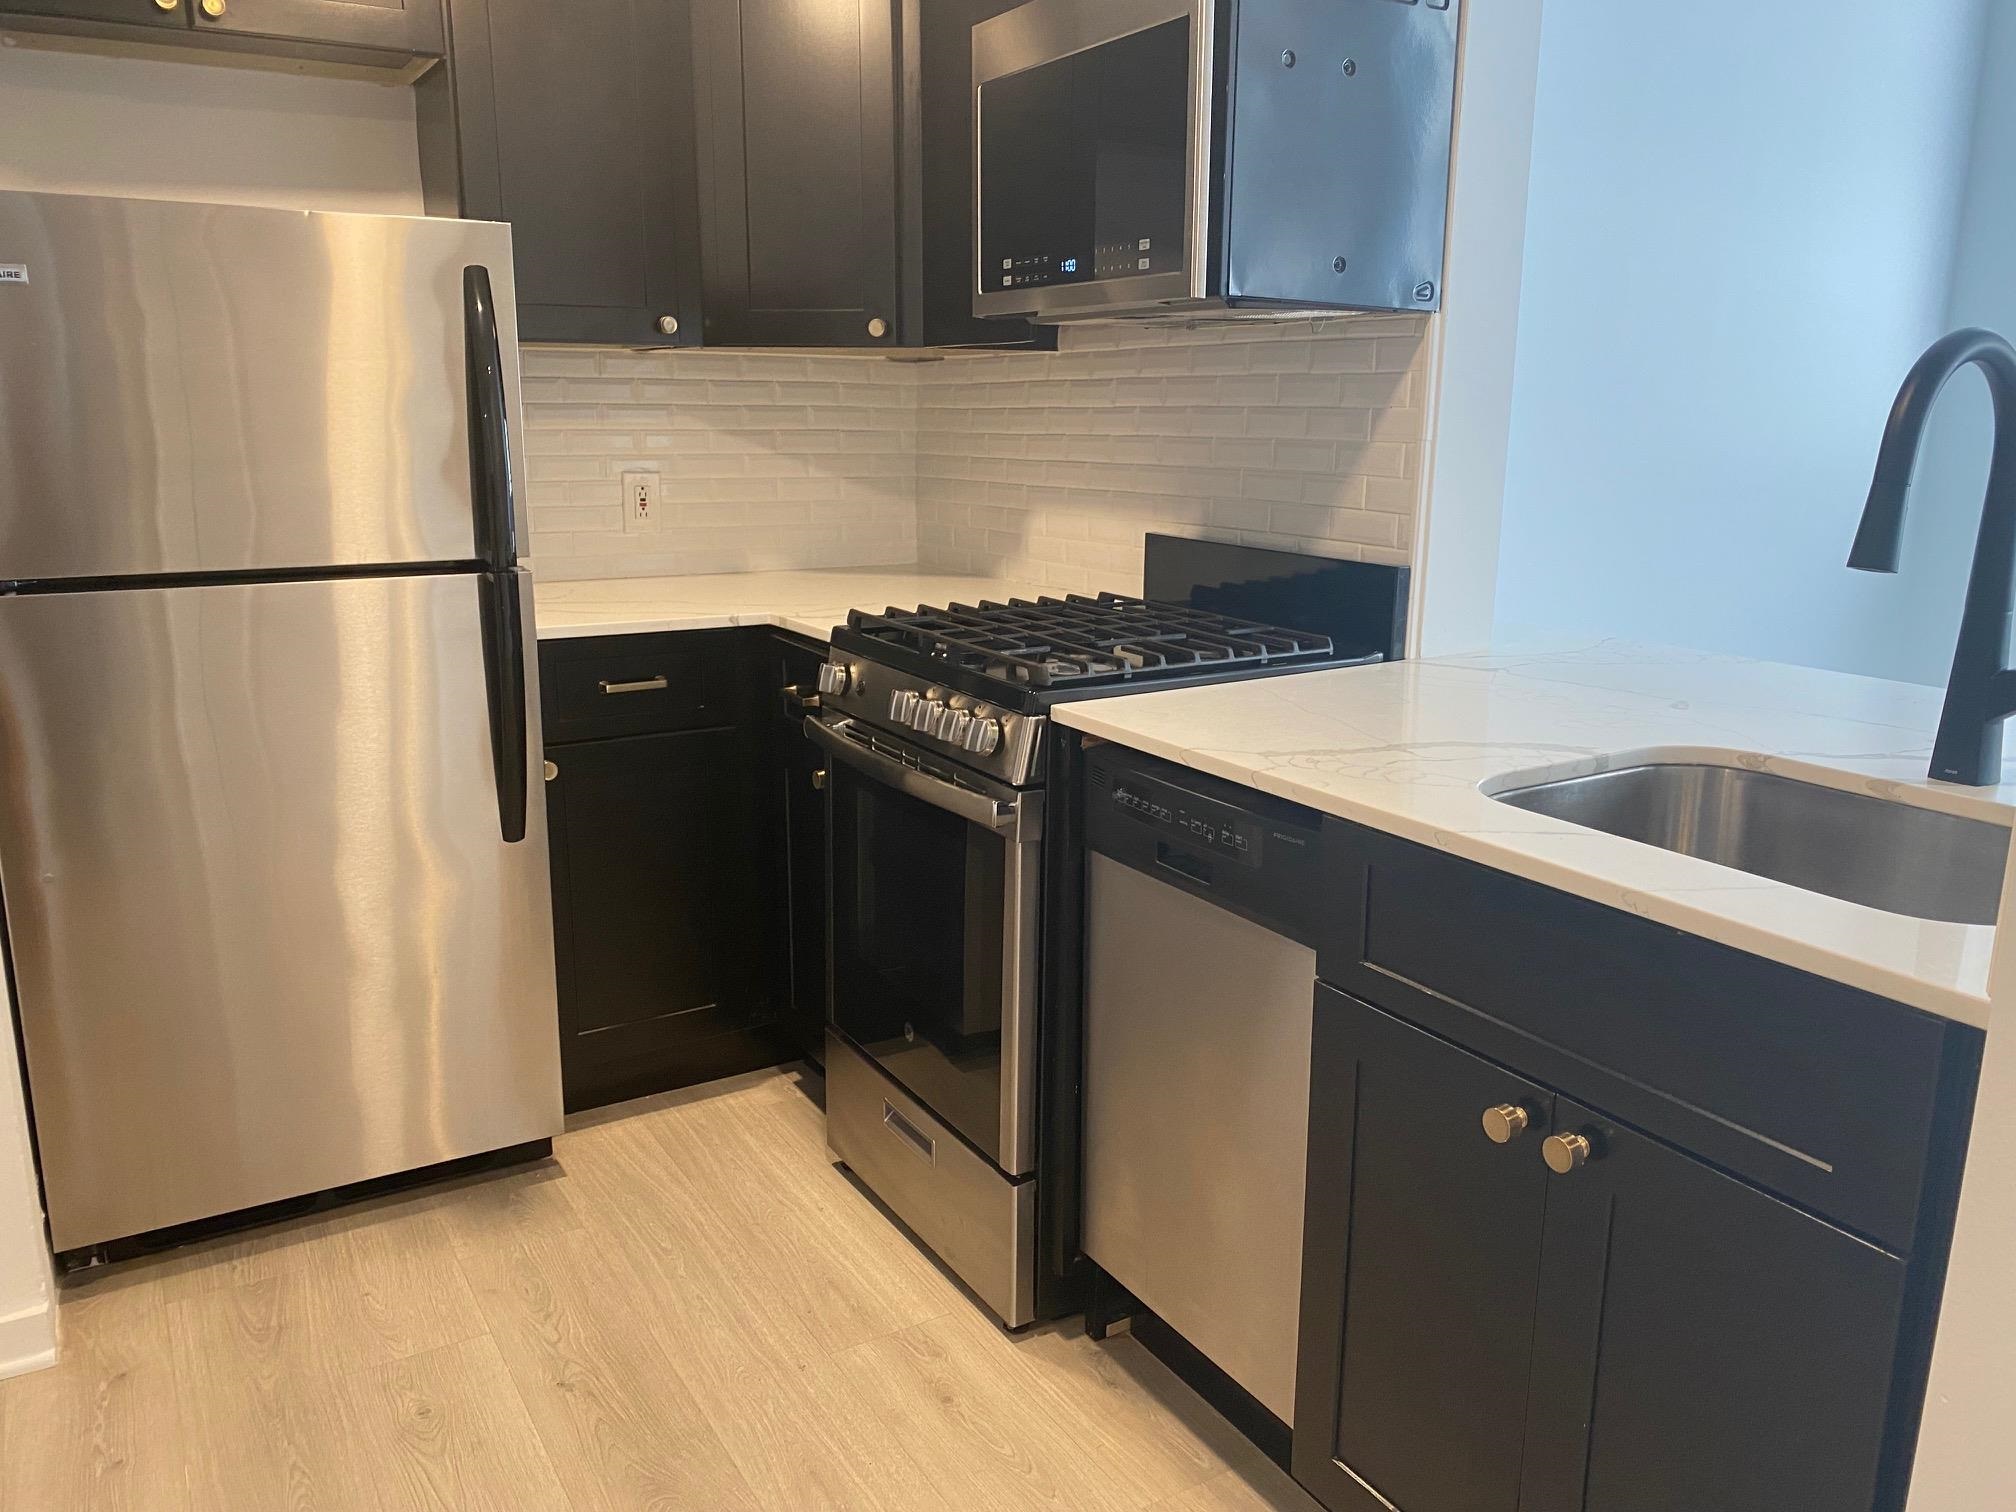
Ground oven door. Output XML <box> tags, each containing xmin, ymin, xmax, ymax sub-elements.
<box><xmin>973</xmin><ymin>0</ymin><xmax>1212</xmax><ymax>321</ymax></box>
<box><xmin>810</xmin><ymin>716</ymin><xmax>1041</xmax><ymax>1176</ymax></box>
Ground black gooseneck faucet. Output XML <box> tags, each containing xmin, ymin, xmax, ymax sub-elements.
<box><xmin>1849</xmin><ymin>327</ymin><xmax>2016</xmax><ymax>787</ymax></box>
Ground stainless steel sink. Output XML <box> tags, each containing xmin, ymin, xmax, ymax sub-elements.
<box><xmin>1490</xmin><ymin>763</ymin><xmax>2010</xmax><ymax>925</ymax></box>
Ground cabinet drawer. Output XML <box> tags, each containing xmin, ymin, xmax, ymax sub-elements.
<box><xmin>1319</xmin><ymin>821</ymin><xmax>1974</xmax><ymax>1252</ymax></box>
<box><xmin>539</xmin><ymin>631</ymin><xmax>742</xmax><ymax>743</ymax></box>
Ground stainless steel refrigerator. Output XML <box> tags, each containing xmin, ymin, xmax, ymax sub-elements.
<box><xmin>0</xmin><ymin>190</ymin><xmax>562</xmax><ymax>1259</ymax></box>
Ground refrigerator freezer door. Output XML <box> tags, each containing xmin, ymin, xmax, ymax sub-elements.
<box><xmin>0</xmin><ymin>571</ymin><xmax>561</xmax><ymax>1252</ymax></box>
<box><xmin>0</xmin><ymin>191</ymin><xmax>527</xmax><ymax>581</ymax></box>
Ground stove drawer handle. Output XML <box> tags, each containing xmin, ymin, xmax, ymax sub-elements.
<box><xmin>805</xmin><ymin>716</ymin><xmax>1031</xmax><ymax>834</ymax></box>
<box><xmin>882</xmin><ymin>1101</ymin><xmax>937</xmax><ymax>1165</ymax></box>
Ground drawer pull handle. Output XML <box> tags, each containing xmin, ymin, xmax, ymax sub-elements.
<box><xmin>882</xmin><ymin>1101</ymin><xmax>936</xmax><ymax>1166</ymax></box>
<box><xmin>1481</xmin><ymin>1104</ymin><xmax>1531</xmax><ymax>1144</ymax></box>
<box><xmin>600</xmin><ymin>675</ymin><xmax>669</xmax><ymax>696</ymax></box>
<box><xmin>1543</xmin><ymin>1132</ymin><xmax>1595</xmax><ymax>1175</ymax></box>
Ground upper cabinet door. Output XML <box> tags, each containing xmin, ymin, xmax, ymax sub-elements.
<box><xmin>693</xmin><ymin>0</ymin><xmax>901</xmax><ymax>348</ymax></box>
<box><xmin>0</xmin><ymin>0</ymin><xmax>192</xmax><ymax>30</ymax></box>
<box><xmin>1521</xmin><ymin>1101</ymin><xmax>1911</xmax><ymax>1512</ymax></box>
<box><xmin>189</xmin><ymin>0</ymin><xmax>442</xmax><ymax>54</ymax></box>
<box><xmin>1295</xmin><ymin>989</ymin><xmax>1556</xmax><ymax>1512</ymax></box>
<box><xmin>431</xmin><ymin>0</ymin><xmax>702</xmax><ymax>346</ymax></box>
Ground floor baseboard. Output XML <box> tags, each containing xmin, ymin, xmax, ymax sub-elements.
<box><xmin>0</xmin><ymin>1297</ymin><xmax>57</xmax><ymax>1380</ymax></box>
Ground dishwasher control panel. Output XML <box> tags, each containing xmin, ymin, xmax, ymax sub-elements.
<box><xmin>1087</xmin><ymin>746</ymin><xmax>1322</xmax><ymax>944</ymax></box>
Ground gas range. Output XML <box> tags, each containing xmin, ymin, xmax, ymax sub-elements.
<box><xmin>812</xmin><ymin>541</ymin><xmax>1409</xmax><ymax>1330</ymax></box>
<box><xmin>814</xmin><ymin>591</ymin><xmax>1378</xmax><ymax>787</ymax></box>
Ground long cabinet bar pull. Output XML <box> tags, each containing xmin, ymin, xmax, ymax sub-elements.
<box><xmin>599</xmin><ymin>675</ymin><xmax>669</xmax><ymax>696</ymax></box>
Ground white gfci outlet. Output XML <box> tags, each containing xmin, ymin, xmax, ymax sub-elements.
<box><xmin>621</xmin><ymin>470</ymin><xmax>661</xmax><ymax>533</ymax></box>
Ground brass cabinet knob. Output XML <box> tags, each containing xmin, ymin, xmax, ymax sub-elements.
<box><xmin>866</xmin><ymin>317</ymin><xmax>890</xmax><ymax>339</ymax></box>
<box><xmin>811</xmin><ymin>768</ymin><xmax>828</xmax><ymax>791</ymax></box>
<box><xmin>153</xmin><ymin>0</ymin><xmax>179</xmax><ymax>11</ymax></box>
<box><xmin>657</xmin><ymin>315</ymin><xmax>679</xmax><ymax>336</ymax></box>
<box><xmin>199</xmin><ymin>0</ymin><xmax>225</xmax><ymax>15</ymax></box>
<box><xmin>1481</xmin><ymin>1104</ymin><xmax>1531</xmax><ymax>1144</ymax></box>
<box><xmin>543</xmin><ymin>760</ymin><xmax>558</xmax><ymax>782</ymax></box>
<box><xmin>1543</xmin><ymin>1132</ymin><xmax>1594</xmax><ymax>1175</ymax></box>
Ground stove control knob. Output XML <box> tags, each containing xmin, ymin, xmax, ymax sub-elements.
<box><xmin>962</xmin><ymin>717</ymin><xmax>1004</xmax><ymax>756</ymax></box>
<box><xmin>945</xmin><ymin>710</ymin><xmax>976</xmax><ymax>745</ymax></box>
<box><xmin>909</xmin><ymin>694</ymin><xmax>942</xmax><ymax>733</ymax></box>
<box><xmin>889</xmin><ymin>690</ymin><xmax>919</xmax><ymax>723</ymax></box>
<box><xmin>817</xmin><ymin>662</ymin><xmax>853</xmax><ymax>697</ymax></box>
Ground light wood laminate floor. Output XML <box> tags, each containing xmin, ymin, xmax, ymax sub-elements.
<box><xmin>0</xmin><ymin>1066</ymin><xmax>1323</xmax><ymax>1512</ymax></box>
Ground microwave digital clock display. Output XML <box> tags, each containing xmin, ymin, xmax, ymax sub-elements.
<box><xmin>978</xmin><ymin>17</ymin><xmax>1190</xmax><ymax>296</ymax></box>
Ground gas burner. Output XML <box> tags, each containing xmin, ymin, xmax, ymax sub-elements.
<box><xmin>843</xmin><ymin>592</ymin><xmax>1339</xmax><ymax>692</ymax></box>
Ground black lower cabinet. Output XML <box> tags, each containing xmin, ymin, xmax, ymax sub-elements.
<box><xmin>542</xmin><ymin>632</ymin><xmax>791</xmax><ymax>1113</ymax></box>
<box><xmin>1296</xmin><ymin>988</ymin><xmax>1928</xmax><ymax>1512</ymax></box>
<box><xmin>1522</xmin><ymin>1098</ymin><xmax>1906</xmax><ymax>1512</ymax></box>
<box><xmin>1293</xmin><ymin>990</ymin><xmax>1555</xmax><ymax>1512</ymax></box>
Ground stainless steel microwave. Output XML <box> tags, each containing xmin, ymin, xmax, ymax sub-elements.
<box><xmin>972</xmin><ymin>0</ymin><xmax>1458</xmax><ymax>323</ymax></box>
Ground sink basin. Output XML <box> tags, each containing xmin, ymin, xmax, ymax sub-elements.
<box><xmin>1490</xmin><ymin>763</ymin><xmax>2010</xmax><ymax>925</ymax></box>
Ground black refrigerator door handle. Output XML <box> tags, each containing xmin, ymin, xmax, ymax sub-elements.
<box><xmin>464</xmin><ymin>265</ymin><xmax>517</xmax><ymax>573</ymax></box>
<box><xmin>479</xmin><ymin>572</ymin><xmax>529</xmax><ymax>844</ymax></box>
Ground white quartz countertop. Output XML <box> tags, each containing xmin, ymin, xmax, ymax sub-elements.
<box><xmin>1053</xmin><ymin>637</ymin><xmax>2014</xmax><ymax>1028</ymax></box>
<box><xmin>533</xmin><ymin>568</ymin><xmax>1053</xmax><ymax>644</ymax></box>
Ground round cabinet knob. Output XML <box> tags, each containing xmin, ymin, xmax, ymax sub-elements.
<box><xmin>543</xmin><ymin>760</ymin><xmax>559</xmax><ymax>782</ymax></box>
<box><xmin>1481</xmin><ymin>1104</ymin><xmax>1531</xmax><ymax>1144</ymax></box>
<box><xmin>867</xmin><ymin>317</ymin><xmax>890</xmax><ymax>340</ymax></box>
<box><xmin>889</xmin><ymin>690</ymin><xmax>919</xmax><ymax>723</ymax></box>
<box><xmin>1543</xmin><ymin>1132</ymin><xmax>1594</xmax><ymax>1175</ymax></box>
<box><xmin>153</xmin><ymin>0</ymin><xmax>180</xmax><ymax>11</ymax></box>
<box><xmin>198</xmin><ymin>0</ymin><xmax>225</xmax><ymax>16</ymax></box>
<box><xmin>657</xmin><ymin>315</ymin><xmax>679</xmax><ymax>337</ymax></box>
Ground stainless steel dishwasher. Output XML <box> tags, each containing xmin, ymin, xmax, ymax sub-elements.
<box><xmin>1083</xmin><ymin>745</ymin><xmax>1323</xmax><ymax>1425</ymax></box>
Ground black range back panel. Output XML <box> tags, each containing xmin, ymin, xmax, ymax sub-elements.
<box><xmin>1143</xmin><ymin>533</ymin><xmax>1410</xmax><ymax>662</ymax></box>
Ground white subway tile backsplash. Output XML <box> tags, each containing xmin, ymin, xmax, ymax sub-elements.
<box><xmin>518</xmin><ymin>314</ymin><xmax>1430</xmax><ymax>592</ymax></box>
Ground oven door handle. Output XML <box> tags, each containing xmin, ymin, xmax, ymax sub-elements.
<box><xmin>806</xmin><ymin>716</ymin><xmax>1029</xmax><ymax>834</ymax></box>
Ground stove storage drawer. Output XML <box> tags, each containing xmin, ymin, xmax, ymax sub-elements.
<box><xmin>826</xmin><ymin>1030</ymin><xmax>1034</xmax><ymax>1328</ymax></box>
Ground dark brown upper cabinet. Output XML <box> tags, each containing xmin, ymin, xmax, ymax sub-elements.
<box><xmin>692</xmin><ymin>0</ymin><xmax>1046</xmax><ymax>350</ymax></box>
<box><xmin>0</xmin><ymin>0</ymin><xmax>441</xmax><ymax>65</ymax></box>
<box><xmin>190</xmin><ymin>0</ymin><xmax>441</xmax><ymax>57</ymax></box>
<box><xmin>417</xmin><ymin>0</ymin><xmax>703</xmax><ymax>347</ymax></box>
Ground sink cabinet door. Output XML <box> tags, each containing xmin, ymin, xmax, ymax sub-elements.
<box><xmin>1294</xmin><ymin>988</ymin><xmax>1555</xmax><ymax>1512</ymax></box>
<box><xmin>1520</xmin><ymin>1100</ymin><xmax>1910</xmax><ymax>1512</ymax></box>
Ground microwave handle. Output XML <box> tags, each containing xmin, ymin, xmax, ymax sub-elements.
<box><xmin>805</xmin><ymin>716</ymin><xmax>1028</xmax><ymax>834</ymax></box>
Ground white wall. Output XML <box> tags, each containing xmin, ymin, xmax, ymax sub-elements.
<box><xmin>1898</xmin><ymin>0</ymin><xmax>2016</xmax><ymax>691</ymax></box>
<box><xmin>0</xmin><ymin>39</ymin><xmax>422</xmax><ymax>212</ymax></box>
<box><xmin>1492</xmin><ymin>0</ymin><xmax>1985</xmax><ymax>683</ymax></box>
<box><xmin>0</xmin><ymin>35</ymin><xmax>426</xmax><ymax>1376</ymax></box>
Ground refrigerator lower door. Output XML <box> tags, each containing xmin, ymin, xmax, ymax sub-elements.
<box><xmin>0</xmin><ymin>570</ymin><xmax>561</xmax><ymax>1253</ymax></box>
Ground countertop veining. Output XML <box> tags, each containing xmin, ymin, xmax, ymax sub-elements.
<box><xmin>533</xmin><ymin>568</ymin><xmax>1055</xmax><ymax>643</ymax></box>
<box><xmin>1053</xmin><ymin>637</ymin><xmax>2013</xmax><ymax>1027</ymax></box>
